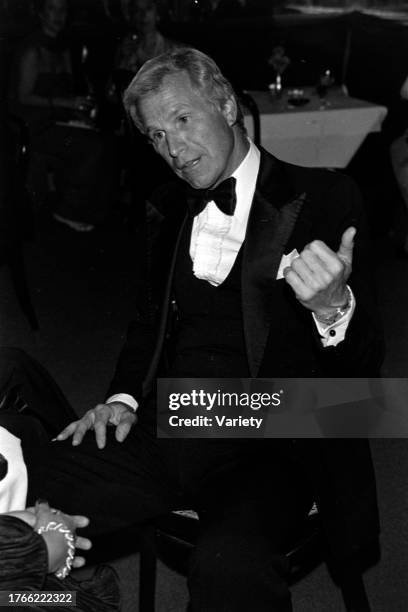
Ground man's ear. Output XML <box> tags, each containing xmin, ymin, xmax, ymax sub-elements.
<box><xmin>222</xmin><ymin>96</ymin><xmax>238</xmax><ymax>126</ymax></box>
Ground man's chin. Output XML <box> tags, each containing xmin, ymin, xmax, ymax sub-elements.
<box><xmin>177</xmin><ymin>167</ymin><xmax>214</xmax><ymax>190</ymax></box>
<box><xmin>183</xmin><ymin>178</ymin><xmax>205</xmax><ymax>190</ymax></box>
<box><xmin>183</xmin><ymin>175</ymin><xmax>215</xmax><ymax>190</ymax></box>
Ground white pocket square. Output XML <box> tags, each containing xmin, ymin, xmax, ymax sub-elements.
<box><xmin>276</xmin><ymin>249</ymin><xmax>300</xmax><ymax>280</ymax></box>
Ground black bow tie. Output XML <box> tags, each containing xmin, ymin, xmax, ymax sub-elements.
<box><xmin>186</xmin><ymin>177</ymin><xmax>237</xmax><ymax>217</ymax></box>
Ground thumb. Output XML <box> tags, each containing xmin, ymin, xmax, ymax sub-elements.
<box><xmin>337</xmin><ymin>226</ymin><xmax>356</xmax><ymax>264</ymax></box>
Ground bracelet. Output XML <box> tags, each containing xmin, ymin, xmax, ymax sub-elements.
<box><xmin>36</xmin><ymin>520</ymin><xmax>75</xmax><ymax>579</ymax></box>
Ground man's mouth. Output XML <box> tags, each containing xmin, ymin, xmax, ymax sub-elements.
<box><xmin>178</xmin><ymin>159</ymin><xmax>200</xmax><ymax>172</ymax></box>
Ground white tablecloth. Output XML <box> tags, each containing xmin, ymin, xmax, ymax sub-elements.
<box><xmin>243</xmin><ymin>88</ymin><xmax>388</xmax><ymax>168</ymax></box>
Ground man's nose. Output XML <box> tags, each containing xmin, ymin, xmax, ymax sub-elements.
<box><xmin>166</xmin><ymin>133</ymin><xmax>185</xmax><ymax>158</ymax></box>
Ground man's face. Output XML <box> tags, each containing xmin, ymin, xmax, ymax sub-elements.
<box><xmin>138</xmin><ymin>72</ymin><xmax>241</xmax><ymax>189</ymax></box>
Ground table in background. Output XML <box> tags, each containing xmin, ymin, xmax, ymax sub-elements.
<box><xmin>243</xmin><ymin>88</ymin><xmax>388</xmax><ymax>168</ymax></box>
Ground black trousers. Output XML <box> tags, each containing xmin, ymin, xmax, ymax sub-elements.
<box><xmin>1</xmin><ymin>348</ymin><xmax>313</xmax><ymax>612</ymax></box>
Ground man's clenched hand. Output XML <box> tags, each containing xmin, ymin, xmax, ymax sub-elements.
<box><xmin>283</xmin><ymin>227</ymin><xmax>355</xmax><ymax>315</ymax></box>
<box><xmin>55</xmin><ymin>402</ymin><xmax>137</xmax><ymax>449</ymax></box>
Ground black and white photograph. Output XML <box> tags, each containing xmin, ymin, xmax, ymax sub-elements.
<box><xmin>0</xmin><ymin>1</ymin><xmax>407</xmax><ymax>610</ymax></box>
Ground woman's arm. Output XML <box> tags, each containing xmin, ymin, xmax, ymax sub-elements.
<box><xmin>0</xmin><ymin>514</ymin><xmax>48</xmax><ymax>589</ymax></box>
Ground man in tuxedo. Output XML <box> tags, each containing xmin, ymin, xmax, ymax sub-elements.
<box><xmin>24</xmin><ymin>48</ymin><xmax>384</xmax><ymax>611</ymax></box>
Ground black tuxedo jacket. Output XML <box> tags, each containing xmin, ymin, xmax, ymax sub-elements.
<box><xmin>108</xmin><ymin>148</ymin><xmax>384</xmax><ymax>566</ymax></box>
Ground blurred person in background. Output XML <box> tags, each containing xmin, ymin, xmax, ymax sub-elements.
<box><xmin>10</xmin><ymin>0</ymin><xmax>117</xmax><ymax>232</ymax></box>
<box><xmin>116</xmin><ymin>0</ymin><xmax>176</xmax><ymax>79</ymax></box>
<box><xmin>108</xmin><ymin>0</ymin><xmax>179</xmax><ymax>225</ymax></box>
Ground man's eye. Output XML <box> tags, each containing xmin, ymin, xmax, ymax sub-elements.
<box><xmin>179</xmin><ymin>115</ymin><xmax>189</xmax><ymax>124</ymax></box>
<box><xmin>151</xmin><ymin>131</ymin><xmax>165</xmax><ymax>144</ymax></box>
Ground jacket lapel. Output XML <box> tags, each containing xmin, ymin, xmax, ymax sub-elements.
<box><xmin>242</xmin><ymin>150</ymin><xmax>307</xmax><ymax>376</ymax></box>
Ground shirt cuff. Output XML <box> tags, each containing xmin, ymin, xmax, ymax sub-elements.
<box><xmin>106</xmin><ymin>393</ymin><xmax>138</xmax><ymax>413</ymax></box>
<box><xmin>312</xmin><ymin>287</ymin><xmax>356</xmax><ymax>347</ymax></box>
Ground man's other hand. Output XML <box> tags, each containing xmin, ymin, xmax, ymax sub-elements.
<box><xmin>283</xmin><ymin>227</ymin><xmax>355</xmax><ymax>314</ymax></box>
<box><xmin>54</xmin><ymin>402</ymin><xmax>137</xmax><ymax>449</ymax></box>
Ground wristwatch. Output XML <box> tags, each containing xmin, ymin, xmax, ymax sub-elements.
<box><xmin>314</xmin><ymin>286</ymin><xmax>352</xmax><ymax>327</ymax></box>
